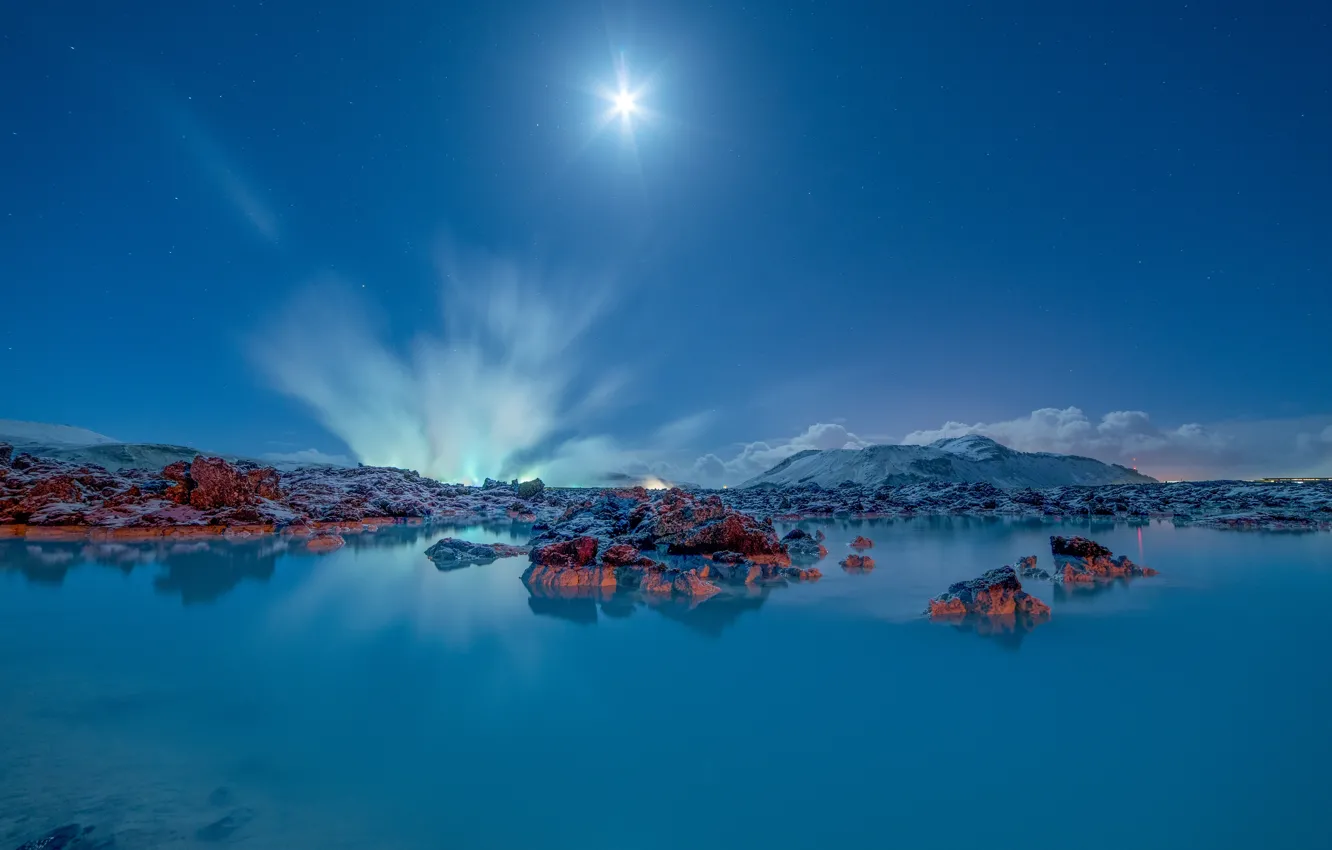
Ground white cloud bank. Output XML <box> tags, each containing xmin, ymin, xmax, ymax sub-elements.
<box><xmin>899</xmin><ymin>406</ymin><xmax>1332</xmax><ymax>480</ymax></box>
<box><xmin>690</xmin><ymin>423</ymin><xmax>870</xmax><ymax>485</ymax></box>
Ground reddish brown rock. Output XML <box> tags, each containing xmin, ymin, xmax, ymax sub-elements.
<box><xmin>247</xmin><ymin>467</ymin><xmax>283</xmax><ymax>501</ymax></box>
<box><xmin>850</xmin><ymin>535</ymin><xmax>874</xmax><ymax>550</ymax></box>
<box><xmin>523</xmin><ymin>536</ymin><xmax>617</xmax><ymax>588</ymax></box>
<box><xmin>840</xmin><ymin>554</ymin><xmax>875</xmax><ymax>571</ymax></box>
<box><xmin>666</xmin><ymin>511</ymin><xmax>789</xmax><ymax>564</ymax></box>
<box><xmin>19</xmin><ymin>475</ymin><xmax>85</xmax><ymax>512</ymax></box>
<box><xmin>531</xmin><ymin>536</ymin><xmax>600</xmax><ymax>569</ymax></box>
<box><xmin>928</xmin><ymin>565</ymin><xmax>1051</xmax><ymax>621</ymax></box>
<box><xmin>306</xmin><ymin>533</ymin><xmax>345</xmax><ymax>552</ymax></box>
<box><xmin>1049</xmin><ymin>536</ymin><xmax>1158</xmax><ymax>582</ymax></box>
<box><xmin>671</xmin><ymin>568</ymin><xmax>721</xmax><ymax>599</ymax></box>
<box><xmin>651</xmin><ymin>490</ymin><xmax>728</xmax><ymax>539</ymax></box>
<box><xmin>162</xmin><ymin>460</ymin><xmax>194</xmax><ymax>505</ymax></box>
<box><xmin>188</xmin><ymin>457</ymin><xmax>252</xmax><ymax>510</ymax></box>
<box><xmin>601</xmin><ymin>543</ymin><xmax>646</xmax><ymax>566</ymax></box>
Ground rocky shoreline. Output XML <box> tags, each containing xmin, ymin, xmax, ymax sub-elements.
<box><xmin>4</xmin><ymin>443</ymin><xmax>1329</xmax><ymax>542</ymax></box>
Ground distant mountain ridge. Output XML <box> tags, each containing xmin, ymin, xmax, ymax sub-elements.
<box><xmin>742</xmin><ymin>434</ymin><xmax>1156</xmax><ymax>489</ymax></box>
<box><xmin>0</xmin><ymin>419</ymin><xmax>342</xmax><ymax>472</ymax></box>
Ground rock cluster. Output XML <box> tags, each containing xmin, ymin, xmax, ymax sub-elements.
<box><xmin>1016</xmin><ymin>555</ymin><xmax>1051</xmax><ymax>581</ymax></box>
<box><xmin>521</xmin><ymin>494</ymin><xmax>822</xmax><ymax>601</ymax></box>
<box><xmin>840</xmin><ymin>554</ymin><xmax>875</xmax><ymax>572</ymax></box>
<box><xmin>1049</xmin><ymin>536</ymin><xmax>1158</xmax><ymax>582</ymax></box>
<box><xmin>780</xmin><ymin>527</ymin><xmax>827</xmax><ymax>562</ymax></box>
<box><xmin>0</xmin><ymin>445</ymin><xmax>568</xmax><ymax>535</ymax></box>
<box><xmin>720</xmin><ymin>478</ymin><xmax>1332</xmax><ymax>532</ymax></box>
<box><xmin>927</xmin><ymin>563</ymin><xmax>1051</xmax><ymax>622</ymax></box>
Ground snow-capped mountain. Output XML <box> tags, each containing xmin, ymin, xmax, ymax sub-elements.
<box><xmin>0</xmin><ymin>419</ymin><xmax>118</xmax><ymax>447</ymax></box>
<box><xmin>0</xmin><ymin>419</ymin><xmax>347</xmax><ymax>472</ymax></box>
<box><xmin>741</xmin><ymin>434</ymin><xmax>1156</xmax><ymax>489</ymax></box>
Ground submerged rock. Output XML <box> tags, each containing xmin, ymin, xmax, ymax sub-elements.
<box><xmin>12</xmin><ymin>825</ymin><xmax>112</xmax><ymax>850</ymax></box>
<box><xmin>306</xmin><ymin>532</ymin><xmax>345</xmax><ymax>552</ymax></box>
<box><xmin>1049</xmin><ymin>536</ymin><xmax>1158</xmax><ymax>582</ymax></box>
<box><xmin>700</xmin><ymin>559</ymin><xmax>822</xmax><ymax>585</ymax></box>
<box><xmin>424</xmin><ymin>537</ymin><xmax>527</xmax><ymax>568</ymax></box>
<box><xmin>928</xmin><ymin>565</ymin><xmax>1051</xmax><ymax>622</ymax></box>
<box><xmin>780</xmin><ymin>527</ymin><xmax>827</xmax><ymax>562</ymax></box>
<box><xmin>1016</xmin><ymin>555</ymin><xmax>1051</xmax><ymax>581</ymax></box>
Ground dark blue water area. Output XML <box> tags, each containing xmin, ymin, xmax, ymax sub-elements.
<box><xmin>1</xmin><ymin>518</ymin><xmax>1329</xmax><ymax>849</ymax></box>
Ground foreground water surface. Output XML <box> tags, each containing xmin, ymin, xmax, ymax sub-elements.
<box><xmin>2</xmin><ymin>518</ymin><xmax>1329</xmax><ymax>849</ymax></box>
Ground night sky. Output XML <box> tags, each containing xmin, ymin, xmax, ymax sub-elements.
<box><xmin>3</xmin><ymin>1</ymin><xmax>1330</xmax><ymax>483</ymax></box>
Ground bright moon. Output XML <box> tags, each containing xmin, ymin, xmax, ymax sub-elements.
<box><xmin>614</xmin><ymin>92</ymin><xmax>637</xmax><ymax>114</ymax></box>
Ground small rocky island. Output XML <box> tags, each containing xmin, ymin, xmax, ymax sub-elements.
<box><xmin>1049</xmin><ymin>535</ymin><xmax>1159</xmax><ymax>582</ymax></box>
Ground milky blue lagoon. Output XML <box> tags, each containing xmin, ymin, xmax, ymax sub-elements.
<box><xmin>2</xmin><ymin>518</ymin><xmax>1329</xmax><ymax>849</ymax></box>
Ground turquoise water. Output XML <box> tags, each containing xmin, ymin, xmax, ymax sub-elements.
<box><xmin>2</xmin><ymin>518</ymin><xmax>1329</xmax><ymax>849</ymax></box>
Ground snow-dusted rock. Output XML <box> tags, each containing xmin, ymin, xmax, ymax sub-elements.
<box><xmin>720</xmin><ymin>478</ymin><xmax>1332</xmax><ymax>532</ymax></box>
<box><xmin>1016</xmin><ymin>555</ymin><xmax>1051</xmax><ymax>581</ymax></box>
<box><xmin>780</xmin><ymin>527</ymin><xmax>827</xmax><ymax>562</ymax></box>
<box><xmin>928</xmin><ymin>564</ymin><xmax>1051</xmax><ymax>621</ymax></box>
<box><xmin>1049</xmin><ymin>536</ymin><xmax>1158</xmax><ymax>582</ymax></box>
<box><xmin>840</xmin><ymin>554</ymin><xmax>875</xmax><ymax>571</ymax></box>
<box><xmin>424</xmin><ymin>537</ymin><xmax>528</xmax><ymax>569</ymax></box>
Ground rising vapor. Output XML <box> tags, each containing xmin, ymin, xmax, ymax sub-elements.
<box><xmin>248</xmin><ymin>255</ymin><xmax>624</xmax><ymax>485</ymax></box>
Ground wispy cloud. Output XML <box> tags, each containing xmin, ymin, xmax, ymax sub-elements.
<box><xmin>248</xmin><ymin>252</ymin><xmax>654</xmax><ymax>485</ymax></box>
<box><xmin>170</xmin><ymin>105</ymin><xmax>280</xmax><ymax>243</ymax></box>
<box><xmin>690</xmin><ymin>423</ymin><xmax>869</xmax><ymax>486</ymax></box>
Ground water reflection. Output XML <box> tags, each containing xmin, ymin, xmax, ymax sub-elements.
<box><xmin>6</xmin><ymin>539</ymin><xmax>285</xmax><ymax>604</ymax></box>
<box><xmin>523</xmin><ymin>583</ymin><xmax>780</xmax><ymax>637</ymax></box>
<box><xmin>1052</xmin><ymin>575</ymin><xmax>1141</xmax><ymax>601</ymax></box>
<box><xmin>0</xmin><ymin>522</ymin><xmax>533</xmax><ymax>607</ymax></box>
<box><xmin>932</xmin><ymin>612</ymin><xmax>1046</xmax><ymax>651</ymax></box>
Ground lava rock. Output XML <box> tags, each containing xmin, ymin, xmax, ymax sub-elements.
<box><xmin>425</xmin><ymin>537</ymin><xmax>509</xmax><ymax>568</ymax></box>
<box><xmin>849</xmin><ymin>535</ymin><xmax>874</xmax><ymax>549</ymax></box>
<box><xmin>1015</xmin><ymin>555</ymin><xmax>1051</xmax><ymax>581</ymax></box>
<box><xmin>928</xmin><ymin>565</ymin><xmax>1051</xmax><ymax>621</ymax></box>
<box><xmin>840</xmin><ymin>554</ymin><xmax>875</xmax><ymax>571</ymax></box>
<box><xmin>306</xmin><ymin>533</ymin><xmax>345</xmax><ymax>552</ymax></box>
<box><xmin>516</xmin><ymin>478</ymin><xmax>545</xmax><ymax>499</ymax></box>
<box><xmin>780</xmin><ymin>528</ymin><xmax>827</xmax><ymax>562</ymax></box>
<box><xmin>1049</xmin><ymin>536</ymin><xmax>1158</xmax><ymax>582</ymax></box>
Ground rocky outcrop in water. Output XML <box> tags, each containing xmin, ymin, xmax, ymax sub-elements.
<box><xmin>780</xmin><ymin>527</ymin><xmax>827</xmax><ymax>562</ymax></box>
<box><xmin>1049</xmin><ymin>536</ymin><xmax>1158</xmax><ymax>582</ymax></box>
<box><xmin>424</xmin><ymin>537</ymin><xmax>529</xmax><ymax>568</ymax></box>
<box><xmin>1016</xmin><ymin>555</ymin><xmax>1051</xmax><ymax>581</ymax></box>
<box><xmin>840</xmin><ymin>554</ymin><xmax>875</xmax><ymax>572</ymax></box>
<box><xmin>850</xmin><ymin>535</ymin><xmax>873</xmax><ymax>549</ymax></box>
<box><xmin>928</xmin><ymin>564</ymin><xmax>1051</xmax><ymax>623</ymax></box>
<box><xmin>529</xmin><ymin>488</ymin><xmax>791</xmax><ymax>563</ymax></box>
